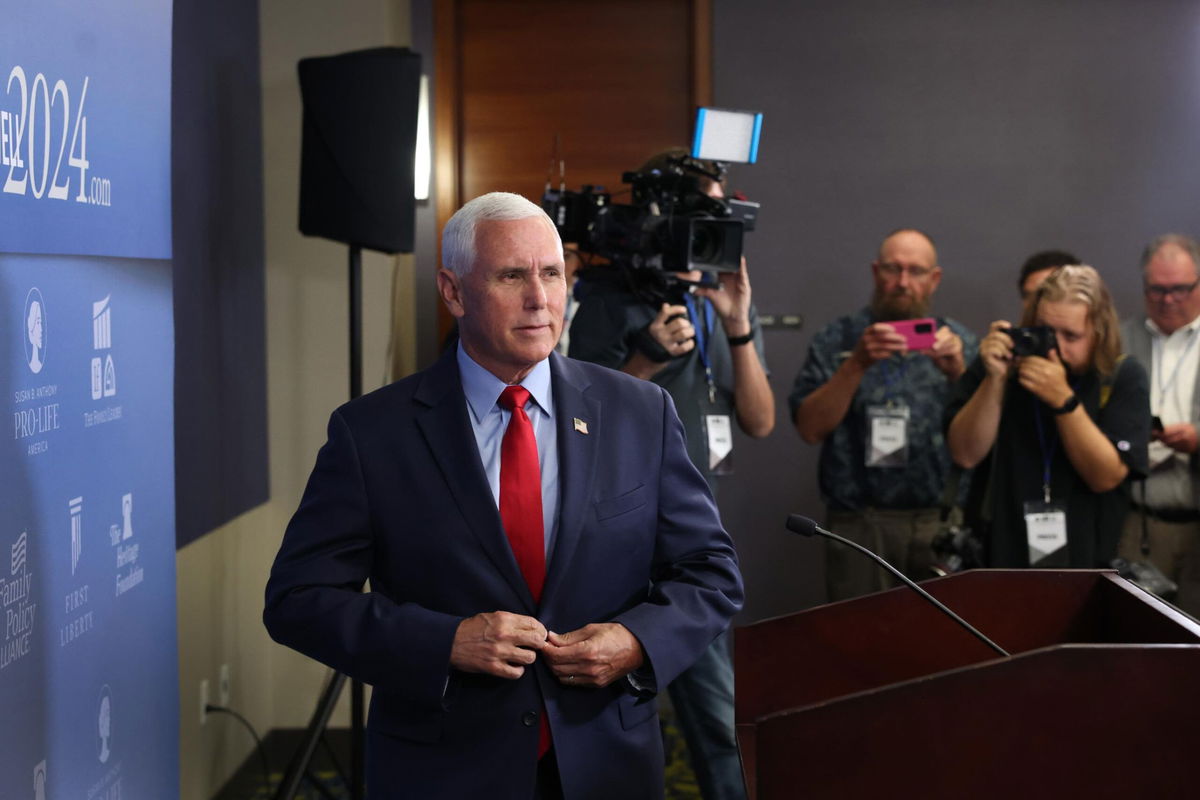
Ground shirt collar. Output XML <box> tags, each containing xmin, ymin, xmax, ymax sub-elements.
<box><xmin>1145</xmin><ymin>314</ymin><xmax>1200</xmax><ymax>339</ymax></box>
<box><xmin>456</xmin><ymin>342</ymin><xmax>553</xmax><ymax>423</ymax></box>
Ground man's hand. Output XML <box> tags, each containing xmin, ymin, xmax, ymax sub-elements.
<box><xmin>542</xmin><ymin>623</ymin><xmax>645</xmax><ymax>688</ymax></box>
<box><xmin>1158</xmin><ymin>422</ymin><xmax>1199</xmax><ymax>454</ymax></box>
<box><xmin>695</xmin><ymin>256</ymin><xmax>753</xmax><ymax>337</ymax></box>
<box><xmin>449</xmin><ymin>611</ymin><xmax>547</xmax><ymax>680</ymax></box>
<box><xmin>851</xmin><ymin>323</ymin><xmax>906</xmax><ymax>369</ymax></box>
<box><xmin>648</xmin><ymin>303</ymin><xmax>695</xmax><ymax>359</ymax></box>
<box><xmin>979</xmin><ymin>320</ymin><xmax>1015</xmax><ymax>380</ymax></box>
<box><xmin>925</xmin><ymin>325</ymin><xmax>965</xmax><ymax>380</ymax></box>
<box><xmin>1018</xmin><ymin>349</ymin><xmax>1073</xmax><ymax>409</ymax></box>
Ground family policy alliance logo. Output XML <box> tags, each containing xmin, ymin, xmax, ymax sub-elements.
<box><xmin>24</xmin><ymin>288</ymin><xmax>46</xmax><ymax>375</ymax></box>
<box><xmin>2</xmin><ymin>531</ymin><xmax>37</xmax><ymax>670</ymax></box>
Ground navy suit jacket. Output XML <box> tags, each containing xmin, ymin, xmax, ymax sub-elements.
<box><xmin>264</xmin><ymin>350</ymin><xmax>744</xmax><ymax>799</ymax></box>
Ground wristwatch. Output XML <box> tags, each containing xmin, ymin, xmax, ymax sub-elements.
<box><xmin>1052</xmin><ymin>394</ymin><xmax>1080</xmax><ymax>415</ymax></box>
<box><xmin>726</xmin><ymin>328</ymin><xmax>757</xmax><ymax>347</ymax></box>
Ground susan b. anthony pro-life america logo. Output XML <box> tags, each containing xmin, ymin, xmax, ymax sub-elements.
<box><xmin>24</xmin><ymin>288</ymin><xmax>46</xmax><ymax>375</ymax></box>
<box><xmin>13</xmin><ymin>289</ymin><xmax>60</xmax><ymax>455</ymax></box>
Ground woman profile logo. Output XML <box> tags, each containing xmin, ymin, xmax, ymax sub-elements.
<box><xmin>97</xmin><ymin>685</ymin><xmax>113</xmax><ymax>764</ymax></box>
<box><xmin>24</xmin><ymin>288</ymin><xmax>46</xmax><ymax>375</ymax></box>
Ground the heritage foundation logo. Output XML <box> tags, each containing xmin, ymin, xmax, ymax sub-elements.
<box><xmin>112</xmin><ymin>493</ymin><xmax>142</xmax><ymax>597</ymax></box>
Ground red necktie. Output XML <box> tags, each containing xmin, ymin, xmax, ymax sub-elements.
<box><xmin>498</xmin><ymin>386</ymin><xmax>546</xmax><ymax>601</ymax></box>
<box><xmin>497</xmin><ymin>386</ymin><xmax>551</xmax><ymax>758</ymax></box>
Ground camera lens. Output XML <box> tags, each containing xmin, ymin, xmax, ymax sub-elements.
<box><xmin>690</xmin><ymin>223</ymin><xmax>720</xmax><ymax>264</ymax></box>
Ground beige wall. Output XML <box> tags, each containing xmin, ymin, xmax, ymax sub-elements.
<box><xmin>176</xmin><ymin>2</ymin><xmax>414</xmax><ymax>797</ymax></box>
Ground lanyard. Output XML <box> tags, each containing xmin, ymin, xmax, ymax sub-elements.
<box><xmin>1153</xmin><ymin>325</ymin><xmax>1200</xmax><ymax>412</ymax></box>
<box><xmin>878</xmin><ymin>354</ymin><xmax>907</xmax><ymax>406</ymax></box>
<box><xmin>1032</xmin><ymin>377</ymin><xmax>1076</xmax><ymax>504</ymax></box>
<box><xmin>683</xmin><ymin>292</ymin><xmax>717</xmax><ymax>403</ymax></box>
<box><xmin>1032</xmin><ymin>397</ymin><xmax>1059</xmax><ymax>504</ymax></box>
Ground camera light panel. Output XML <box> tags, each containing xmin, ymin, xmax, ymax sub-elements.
<box><xmin>692</xmin><ymin>107</ymin><xmax>762</xmax><ymax>164</ymax></box>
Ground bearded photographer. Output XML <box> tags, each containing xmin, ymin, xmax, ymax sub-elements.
<box><xmin>946</xmin><ymin>265</ymin><xmax>1149</xmax><ymax>568</ymax></box>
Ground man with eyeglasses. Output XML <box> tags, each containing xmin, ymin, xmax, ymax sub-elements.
<box><xmin>1119</xmin><ymin>233</ymin><xmax>1200</xmax><ymax>616</ymax></box>
<box><xmin>790</xmin><ymin>229</ymin><xmax>977</xmax><ymax>601</ymax></box>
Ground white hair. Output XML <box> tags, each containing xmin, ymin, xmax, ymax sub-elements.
<box><xmin>441</xmin><ymin>192</ymin><xmax>561</xmax><ymax>276</ymax></box>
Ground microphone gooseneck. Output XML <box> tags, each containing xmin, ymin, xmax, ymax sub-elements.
<box><xmin>786</xmin><ymin>514</ymin><xmax>1009</xmax><ymax>658</ymax></box>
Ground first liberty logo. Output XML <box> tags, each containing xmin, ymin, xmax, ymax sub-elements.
<box><xmin>24</xmin><ymin>288</ymin><xmax>46</xmax><ymax>374</ymax></box>
<box><xmin>1</xmin><ymin>531</ymin><xmax>37</xmax><ymax>669</ymax></box>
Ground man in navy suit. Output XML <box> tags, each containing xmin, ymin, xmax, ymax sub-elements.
<box><xmin>264</xmin><ymin>192</ymin><xmax>744</xmax><ymax>799</ymax></box>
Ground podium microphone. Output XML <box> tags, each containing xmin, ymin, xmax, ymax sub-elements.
<box><xmin>786</xmin><ymin>514</ymin><xmax>1009</xmax><ymax>657</ymax></box>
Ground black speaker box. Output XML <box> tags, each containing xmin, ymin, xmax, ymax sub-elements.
<box><xmin>298</xmin><ymin>47</ymin><xmax>421</xmax><ymax>254</ymax></box>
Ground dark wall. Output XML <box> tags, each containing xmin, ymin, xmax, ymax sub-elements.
<box><xmin>172</xmin><ymin>0</ymin><xmax>268</xmax><ymax>547</ymax></box>
<box><xmin>712</xmin><ymin>0</ymin><xmax>1200</xmax><ymax>621</ymax></box>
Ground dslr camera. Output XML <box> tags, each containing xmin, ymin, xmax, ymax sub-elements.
<box><xmin>930</xmin><ymin>522</ymin><xmax>984</xmax><ymax>576</ymax></box>
<box><xmin>1008</xmin><ymin>324</ymin><xmax>1056</xmax><ymax>357</ymax></box>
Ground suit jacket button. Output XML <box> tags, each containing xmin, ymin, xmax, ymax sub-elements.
<box><xmin>521</xmin><ymin>711</ymin><xmax>538</xmax><ymax>727</ymax></box>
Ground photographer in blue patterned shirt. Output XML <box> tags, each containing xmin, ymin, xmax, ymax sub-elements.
<box><xmin>790</xmin><ymin>229</ymin><xmax>978</xmax><ymax>601</ymax></box>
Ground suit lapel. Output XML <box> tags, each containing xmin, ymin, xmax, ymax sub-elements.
<box><xmin>1133</xmin><ymin>322</ymin><xmax>1153</xmax><ymax>386</ymax></box>
<box><xmin>414</xmin><ymin>350</ymin><xmax>536</xmax><ymax>610</ymax></box>
<box><xmin>542</xmin><ymin>354</ymin><xmax>600</xmax><ymax>609</ymax></box>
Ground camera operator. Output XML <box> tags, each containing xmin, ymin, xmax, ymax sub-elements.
<box><xmin>568</xmin><ymin>150</ymin><xmax>774</xmax><ymax>489</ymax></box>
<box><xmin>946</xmin><ymin>265</ymin><xmax>1149</xmax><ymax>568</ymax></box>
<box><xmin>790</xmin><ymin>229</ymin><xmax>977</xmax><ymax>601</ymax></box>
<box><xmin>567</xmin><ymin>149</ymin><xmax>770</xmax><ymax>800</ymax></box>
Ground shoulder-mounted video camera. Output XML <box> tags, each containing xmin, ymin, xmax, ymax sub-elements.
<box><xmin>542</xmin><ymin>108</ymin><xmax>763</xmax><ymax>303</ymax></box>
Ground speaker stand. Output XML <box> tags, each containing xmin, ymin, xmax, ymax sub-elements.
<box><xmin>274</xmin><ymin>244</ymin><xmax>366</xmax><ymax>800</ymax></box>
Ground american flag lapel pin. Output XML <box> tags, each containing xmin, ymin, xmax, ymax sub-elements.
<box><xmin>573</xmin><ymin>417</ymin><xmax>589</xmax><ymax>435</ymax></box>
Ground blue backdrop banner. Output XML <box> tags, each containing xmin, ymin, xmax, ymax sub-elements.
<box><xmin>0</xmin><ymin>0</ymin><xmax>177</xmax><ymax>797</ymax></box>
<box><xmin>0</xmin><ymin>0</ymin><xmax>172</xmax><ymax>260</ymax></box>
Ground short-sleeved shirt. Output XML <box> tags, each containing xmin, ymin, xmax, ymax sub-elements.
<box><xmin>568</xmin><ymin>274</ymin><xmax>767</xmax><ymax>489</ymax></box>
<box><xmin>944</xmin><ymin>355</ymin><xmax>1150</xmax><ymax>568</ymax></box>
<box><xmin>788</xmin><ymin>308</ymin><xmax>978</xmax><ymax>511</ymax></box>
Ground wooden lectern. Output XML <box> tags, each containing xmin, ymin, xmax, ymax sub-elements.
<box><xmin>735</xmin><ymin>570</ymin><xmax>1200</xmax><ymax>798</ymax></box>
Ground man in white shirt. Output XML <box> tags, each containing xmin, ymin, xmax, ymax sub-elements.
<box><xmin>1120</xmin><ymin>233</ymin><xmax>1200</xmax><ymax>616</ymax></box>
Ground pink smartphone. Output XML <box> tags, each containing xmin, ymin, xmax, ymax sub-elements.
<box><xmin>889</xmin><ymin>317</ymin><xmax>937</xmax><ymax>350</ymax></box>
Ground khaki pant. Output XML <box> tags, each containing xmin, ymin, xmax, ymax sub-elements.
<box><xmin>1118</xmin><ymin>512</ymin><xmax>1200</xmax><ymax>619</ymax></box>
<box><xmin>825</xmin><ymin>508</ymin><xmax>942</xmax><ymax>602</ymax></box>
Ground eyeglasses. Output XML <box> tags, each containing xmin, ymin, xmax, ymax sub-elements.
<box><xmin>1144</xmin><ymin>281</ymin><xmax>1200</xmax><ymax>301</ymax></box>
<box><xmin>877</xmin><ymin>262</ymin><xmax>936</xmax><ymax>280</ymax></box>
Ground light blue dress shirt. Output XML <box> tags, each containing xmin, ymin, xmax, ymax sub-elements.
<box><xmin>457</xmin><ymin>343</ymin><xmax>560</xmax><ymax>559</ymax></box>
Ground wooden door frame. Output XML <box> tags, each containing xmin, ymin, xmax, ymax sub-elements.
<box><xmin>431</xmin><ymin>0</ymin><xmax>712</xmax><ymax>336</ymax></box>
